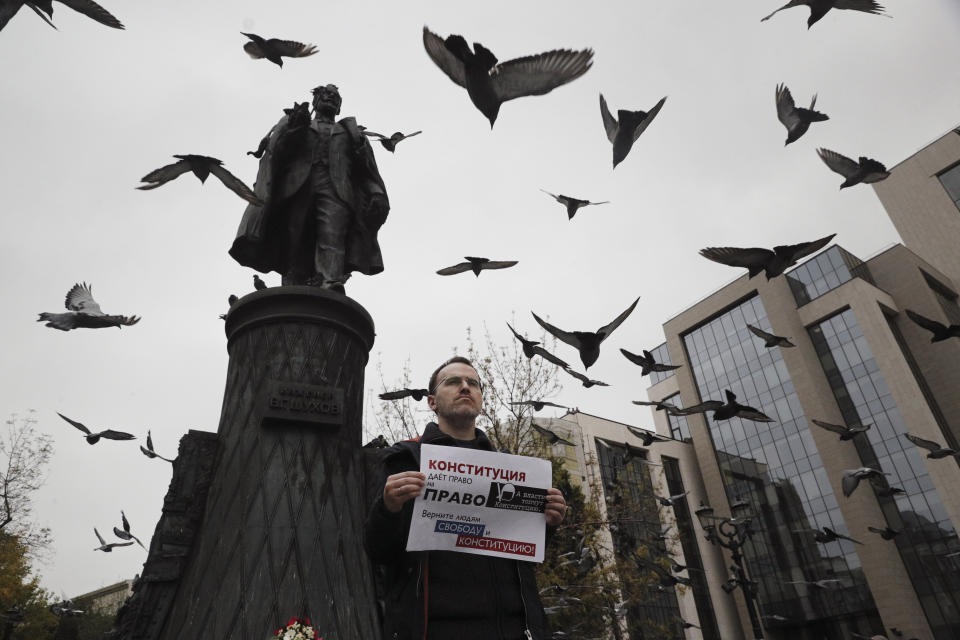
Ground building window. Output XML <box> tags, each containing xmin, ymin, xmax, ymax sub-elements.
<box><xmin>937</xmin><ymin>163</ymin><xmax>960</xmax><ymax>211</ymax></box>
<box><xmin>786</xmin><ymin>245</ymin><xmax>876</xmax><ymax>307</ymax></box>
<box><xmin>647</xmin><ymin>342</ymin><xmax>679</xmax><ymax>385</ymax></box>
<box><xmin>664</xmin><ymin>394</ymin><xmax>692</xmax><ymax>443</ymax></box>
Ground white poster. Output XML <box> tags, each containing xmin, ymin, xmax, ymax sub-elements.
<box><xmin>405</xmin><ymin>444</ymin><xmax>553</xmax><ymax>562</ymax></box>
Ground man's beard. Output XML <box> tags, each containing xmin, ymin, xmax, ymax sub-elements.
<box><xmin>435</xmin><ymin>395</ymin><xmax>481</xmax><ymax>427</ymax></box>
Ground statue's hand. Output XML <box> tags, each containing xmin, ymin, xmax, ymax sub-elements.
<box><xmin>284</xmin><ymin>102</ymin><xmax>311</xmax><ymax>130</ymax></box>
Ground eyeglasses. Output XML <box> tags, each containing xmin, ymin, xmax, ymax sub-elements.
<box><xmin>432</xmin><ymin>376</ymin><xmax>483</xmax><ymax>394</ymax></box>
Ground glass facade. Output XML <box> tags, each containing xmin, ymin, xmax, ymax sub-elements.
<box><xmin>787</xmin><ymin>246</ymin><xmax>876</xmax><ymax>307</ymax></box>
<box><xmin>648</xmin><ymin>342</ymin><xmax>679</xmax><ymax>385</ymax></box>
<box><xmin>682</xmin><ymin>296</ymin><xmax>883</xmax><ymax>638</ymax></box>
<box><xmin>809</xmin><ymin>309</ymin><xmax>960</xmax><ymax>639</ymax></box>
<box><xmin>664</xmin><ymin>394</ymin><xmax>692</xmax><ymax>443</ymax></box>
<box><xmin>595</xmin><ymin>439</ymin><xmax>684</xmax><ymax>639</ymax></box>
<box><xmin>937</xmin><ymin>163</ymin><xmax>960</xmax><ymax>211</ymax></box>
<box><xmin>661</xmin><ymin>456</ymin><xmax>721</xmax><ymax>640</ymax></box>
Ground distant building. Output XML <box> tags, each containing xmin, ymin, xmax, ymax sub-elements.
<box><xmin>72</xmin><ymin>578</ymin><xmax>135</xmax><ymax>617</ymax></box>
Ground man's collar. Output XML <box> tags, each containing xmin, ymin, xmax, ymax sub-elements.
<box><xmin>420</xmin><ymin>422</ymin><xmax>493</xmax><ymax>450</ymax></box>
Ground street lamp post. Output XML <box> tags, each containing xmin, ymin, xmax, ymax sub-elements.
<box><xmin>695</xmin><ymin>502</ymin><xmax>765</xmax><ymax>640</ymax></box>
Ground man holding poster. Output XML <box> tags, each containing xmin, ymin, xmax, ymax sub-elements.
<box><xmin>364</xmin><ymin>356</ymin><xmax>567</xmax><ymax>640</ymax></box>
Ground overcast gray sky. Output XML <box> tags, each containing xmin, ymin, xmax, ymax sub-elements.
<box><xmin>1</xmin><ymin>0</ymin><xmax>957</xmax><ymax>598</ymax></box>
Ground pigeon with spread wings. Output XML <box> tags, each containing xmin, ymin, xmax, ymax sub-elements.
<box><xmin>625</xmin><ymin>425</ymin><xmax>670</xmax><ymax>446</ymax></box>
<box><xmin>138</xmin><ymin>155</ymin><xmax>262</xmax><ymax>205</ymax></box>
<box><xmin>510</xmin><ymin>400</ymin><xmax>568</xmax><ymax>412</ymax></box>
<box><xmin>841</xmin><ymin>467</ymin><xmax>888</xmax><ymax>497</ymax></box>
<box><xmin>700</xmin><ymin>233</ymin><xmax>835</xmax><ymax>279</ymax></box>
<box><xmin>241</xmin><ymin>32</ymin><xmax>317</xmax><ymax>67</ymax></box>
<box><xmin>600</xmin><ymin>94</ymin><xmax>666</xmax><ymax>168</ymax></box>
<box><xmin>761</xmin><ymin>0</ymin><xmax>888</xmax><ymax>29</ymax></box>
<box><xmin>93</xmin><ymin>528</ymin><xmax>133</xmax><ymax>552</ymax></box>
<box><xmin>38</xmin><ymin>282</ymin><xmax>140</xmax><ymax>331</ymax></box>
<box><xmin>817</xmin><ymin>148</ymin><xmax>889</xmax><ymax>189</ymax></box>
<box><xmin>747</xmin><ymin>324</ymin><xmax>796</xmax><ymax>348</ymax></box>
<box><xmin>113</xmin><ymin>511</ymin><xmax>146</xmax><ymax>549</ymax></box>
<box><xmin>140</xmin><ymin>430</ymin><xmax>174</xmax><ymax>463</ymax></box>
<box><xmin>379</xmin><ymin>388</ymin><xmax>430</xmax><ymax>401</ymax></box>
<box><xmin>540</xmin><ymin>190</ymin><xmax>609</xmax><ymax>220</ymax></box>
<box><xmin>531</xmin><ymin>424</ymin><xmax>575</xmax><ymax>447</ymax></box>
<box><xmin>506</xmin><ymin>323</ymin><xmax>570</xmax><ymax>369</ymax></box>
<box><xmin>620</xmin><ymin>348</ymin><xmax>681</xmax><ymax>376</ymax></box>
<box><xmin>811</xmin><ymin>419</ymin><xmax>871</xmax><ymax>441</ymax></box>
<box><xmin>422</xmin><ymin>26</ymin><xmax>593</xmax><ymax>128</ymax></box>
<box><xmin>0</xmin><ymin>0</ymin><xmax>124</xmax><ymax>32</ymax></box>
<box><xmin>904</xmin><ymin>433</ymin><xmax>960</xmax><ymax>459</ymax></box>
<box><xmin>904</xmin><ymin>309</ymin><xmax>960</xmax><ymax>343</ymax></box>
<box><xmin>532</xmin><ymin>297</ymin><xmax>640</xmax><ymax>369</ymax></box>
<box><xmin>680</xmin><ymin>390</ymin><xmax>774</xmax><ymax>422</ymax></box>
<box><xmin>363</xmin><ymin>130</ymin><xmax>422</xmax><ymax>153</ymax></box>
<box><xmin>58</xmin><ymin>413</ymin><xmax>136</xmax><ymax>445</ymax></box>
<box><xmin>437</xmin><ymin>257</ymin><xmax>518</xmax><ymax>277</ymax></box>
<box><xmin>775</xmin><ymin>83</ymin><xmax>828</xmax><ymax>145</ymax></box>
<box><xmin>564</xmin><ymin>368</ymin><xmax>609</xmax><ymax>388</ymax></box>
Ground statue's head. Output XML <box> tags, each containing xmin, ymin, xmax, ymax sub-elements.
<box><xmin>311</xmin><ymin>84</ymin><xmax>342</xmax><ymax>117</ymax></box>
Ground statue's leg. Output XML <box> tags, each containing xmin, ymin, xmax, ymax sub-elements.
<box><xmin>313</xmin><ymin>191</ymin><xmax>350</xmax><ymax>287</ymax></box>
<box><xmin>282</xmin><ymin>192</ymin><xmax>312</xmax><ymax>286</ymax></box>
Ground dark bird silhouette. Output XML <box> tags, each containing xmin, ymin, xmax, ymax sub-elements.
<box><xmin>0</xmin><ymin>0</ymin><xmax>124</xmax><ymax>32</ymax></box>
<box><xmin>639</xmin><ymin>560</ymin><xmax>692</xmax><ymax>588</ymax></box>
<box><xmin>220</xmin><ymin>294</ymin><xmax>239</xmax><ymax>320</ymax></box>
<box><xmin>681</xmin><ymin>621</ymin><xmax>701</xmax><ymax>630</ymax></box>
<box><xmin>564</xmin><ymin>368</ymin><xmax>609</xmax><ymax>388</ymax></box>
<box><xmin>510</xmin><ymin>400</ymin><xmax>568</xmax><ymax>412</ymax></box>
<box><xmin>600</xmin><ymin>94</ymin><xmax>666</xmax><ymax>168</ymax></box>
<box><xmin>253</xmin><ymin>274</ymin><xmax>267</xmax><ymax>290</ymax></box>
<box><xmin>58</xmin><ymin>413</ymin><xmax>136</xmax><ymax>445</ymax></box>
<box><xmin>904</xmin><ymin>433</ymin><xmax>960</xmax><ymax>459</ymax></box>
<box><xmin>632</xmin><ymin>399</ymin><xmax>684</xmax><ymax>415</ymax></box>
<box><xmin>241</xmin><ymin>32</ymin><xmax>317</xmax><ymax>67</ymax></box>
<box><xmin>811</xmin><ymin>418</ymin><xmax>871</xmax><ymax>441</ymax></box>
<box><xmin>904</xmin><ymin>309</ymin><xmax>960</xmax><ymax>342</ymax></box>
<box><xmin>363</xmin><ymin>129</ymin><xmax>422</xmax><ymax>152</ymax></box>
<box><xmin>379</xmin><ymin>388</ymin><xmax>430</xmax><ymax>401</ymax></box>
<box><xmin>747</xmin><ymin>324</ymin><xmax>796</xmax><ymax>348</ymax></box>
<box><xmin>817</xmin><ymin>148</ymin><xmax>889</xmax><ymax>189</ymax></box>
<box><xmin>436</xmin><ymin>256</ymin><xmax>518</xmax><ymax>277</ymax></box>
<box><xmin>656</xmin><ymin>491</ymin><xmax>690</xmax><ymax>508</ymax></box>
<box><xmin>540</xmin><ymin>190</ymin><xmax>609</xmax><ymax>220</ymax></box>
<box><xmin>876</xmin><ymin>485</ymin><xmax>906</xmax><ymax>498</ymax></box>
<box><xmin>841</xmin><ymin>467</ymin><xmax>888</xmax><ymax>497</ymax></box>
<box><xmin>785</xmin><ymin>579</ymin><xmax>844</xmax><ymax>590</ymax></box>
<box><xmin>793</xmin><ymin>525</ymin><xmax>863</xmax><ymax>545</ymax></box>
<box><xmin>625</xmin><ymin>425</ymin><xmax>670</xmax><ymax>446</ymax></box>
<box><xmin>139</xmin><ymin>430</ymin><xmax>174</xmax><ymax>463</ymax></box>
<box><xmin>761</xmin><ymin>0</ymin><xmax>887</xmax><ymax>28</ymax></box>
<box><xmin>699</xmin><ymin>233</ymin><xmax>836</xmax><ymax>279</ymax></box>
<box><xmin>506</xmin><ymin>323</ymin><xmax>570</xmax><ymax>369</ymax></box>
<box><xmin>93</xmin><ymin>527</ymin><xmax>133</xmax><ymax>552</ymax></box>
<box><xmin>422</xmin><ymin>26</ymin><xmax>593</xmax><ymax>128</ymax></box>
<box><xmin>775</xmin><ymin>83</ymin><xmax>828</xmax><ymax>145</ymax></box>
<box><xmin>113</xmin><ymin>511</ymin><xmax>145</xmax><ymax>549</ymax></box>
<box><xmin>620</xmin><ymin>348</ymin><xmax>681</xmax><ymax>376</ymax></box>
<box><xmin>868</xmin><ymin>525</ymin><xmax>900</xmax><ymax>540</ymax></box>
<box><xmin>137</xmin><ymin>155</ymin><xmax>262</xmax><ymax>205</ymax></box>
<box><xmin>680</xmin><ymin>390</ymin><xmax>774</xmax><ymax>422</ymax></box>
<box><xmin>531</xmin><ymin>424</ymin><xmax>575</xmax><ymax>447</ymax></box>
<box><xmin>532</xmin><ymin>296</ymin><xmax>640</xmax><ymax>369</ymax></box>
<box><xmin>671</xmin><ymin>561</ymin><xmax>703</xmax><ymax>573</ymax></box>
<box><xmin>49</xmin><ymin>600</ymin><xmax>84</xmax><ymax>617</ymax></box>
<box><xmin>38</xmin><ymin>282</ymin><xmax>140</xmax><ymax>331</ymax></box>
<box><xmin>363</xmin><ymin>435</ymin><xmax>390</xmax><ymax>449</ymax></box>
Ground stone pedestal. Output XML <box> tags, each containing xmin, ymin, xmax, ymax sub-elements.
<box><xmin>158</xmin><ymin>287</ymin><xmax>379</xmax><ymax>640</ymax></box>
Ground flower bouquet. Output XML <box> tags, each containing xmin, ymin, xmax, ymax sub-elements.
<box><xmin>270</xmin><ymin>617</ymin><xmax>321</xmax><ymax>640</ymax></box>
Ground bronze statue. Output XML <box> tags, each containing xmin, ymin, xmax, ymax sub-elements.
<box><xmin>230</xmin><ymin>84</ymin><xmax>390</xmax><ymax>291</ymax></box>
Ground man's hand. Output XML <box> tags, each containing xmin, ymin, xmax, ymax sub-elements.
<box><xmin>383</xmin><ymin>471</ymin><xmax>426</xmax><ymax>513</ymax></box>
<box><xmin>545</xmin><ymin>487</ymin><xmax>567</xmax><ymax>527</ymax></box>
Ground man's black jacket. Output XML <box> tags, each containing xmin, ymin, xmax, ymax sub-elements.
<box><xmin>364</xmin><ymin>423</ymin><xmax>548</xmax><ymax>640</ymax></box>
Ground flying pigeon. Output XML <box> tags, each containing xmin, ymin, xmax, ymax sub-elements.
<box><xmin>540</xmin><ymin>189</ymin><xmax>609</xmax><ymax>220</ymax></box>
<box><xmin>761</xmin><ymin>0</ymin><xmax>888</xmax><ymax>29</ymax></box>
<box><xmin>625</xmin><ymin>425</ymin><xmax>670</xmax><ymax>446</ymax></box>
<box><xmin>57</xmin><ymin>413</ymin><xmax>136</xmax><ymax>445</ymax></box>
<box><xmin>811</xmin><ymin>418</ymin><xmax>871</xmax><ymax>441</ymax></box>
<box><xmin>113</xmin><ymin>511</ymin><xmax>145</xmax><ymax>549</ymax></box>
<box><xmin>817</xmin><ymin>148</ymin><xmax>890</xmax><ymax>189</ymax></box>
<box><xmin>362</xmin><ymin>435</ymin><xmax>390</xmax><ymax>449</ymax></box>
<box><xmin>867</xmin><ymin>525</ymin><xmax>900</xmax><ymax>540</ymax></box>
<box><xmin>379</xmin><ymin>388</ymin><xmax>430</xmax><ymax>401</ymax></box>
<box><xmin>531</xmin><ymin>424</ymin><xmax>575</xmax><ymax>447</ymax></box>
<box><xmin>436</xmin><ymin>257</ymin><xmax>518</xmax><ymax>277</ymax></box>
<box><xmin>785</xmin><ymin>579</ymin><xmax>844</xmax><ymax>590</ymax></box>
<box><xmin>904</xmin><ymin>309</ymin><xmax>960</xmax><ymax>342</ymax></box>
<box><xmin>137</xmin><ymin>155</ymin><xmax>262</xmax><ymax>205</ymax></box>
<box><xmin>510</xmin><ymin>400</ymin><xmax>568</xmax><ymax>412</ymax></box>
<box><xmin>241</xmin><ymin>32</ymin><xmax>317</xmax><ymax>67</ymax></box>
<box><xmin>747</xmin><ymin>324</ymin><xmax>796</xmax><ymax>348</ymax></box>
<box><xmin>532</xmin><ymin>296</ymin><xmax>640</xmax><ymax>368</ymax></box>
<box><xmin>38</xmin><ymin>282</ymin><xmax>140</xmax><ymax>331</ymax></box>
<box><xmin>620</xmin><ymin>348</ymin><xmax>681</xmax><ymax>376</ymax></box>
<box><xmin>793</xmin><ymin>525</ymin><xmax>863</xmax><ymax>545</ymax></box>
<box><xmin>699</xmin><ymin>233</ymin><xmax>836</xmax><ymax>279</ymax></box>
<box><xmin>0</xmin><ymin>0</ymin><xmax>123</xmax><ymax>32</ymax></box>
<box><xmin>563</xmin><ymin>368</ymin><xmax>609</xmax><ymax>388</ymax></box>
<box><xmin>506</xmin><ymin>323</ymin><xmax>570</xmax><ymax>369</ymax></box>
<box><xmin>656</xmin><ymin>491</ymin><xmax>690</xmax><ymax>508</ymax></box>
<box><xmin>841</xmin><ymin>467</ymin><xmax>888</xmax><ymax>497</ymax></box>
<box><xmin>140</xmin><ymin>430</ymin><xmax>174</xmax><ymax>463</ymax></box>
<box><xmin>93</xmin><ymin>527</ymin><xmax>133</xmax><ymax>552</ymax></box>
<box><xmin>680</xmin><ymin>390</ymin><xmax>774</xmax><ymax>422</ymax></box>
<box><xmin>670</xmin><ymin>561</ymin><xmax>703</xmax><ymax>573</ymax></box>
<box><xmin>904</xmin><ymin>433</ymin><xmax>960</xmax><ymax>459</ymax></box>
<box><xmin>775</xmin><ymin>83</ymin><xmax>828</xmax><ymax>145</ymax></box>
<box><xmin>632</xmin><ymin>399</ymin><xmax>685</xmax><ymax>415</ymax></box>
<box><xmin>422</xmin><ymin>26</ymin><xmax>593</xmax><ymax>128</ymax></box>
<box><xmin>600</xmin><ymin>94</ymin><xmax>666</xmax><ymax>168</ymax></box>
<box><xmin>363</xmin><ymin>129</ymin><xmax>422</xmax><ymax>152</ymax></box>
